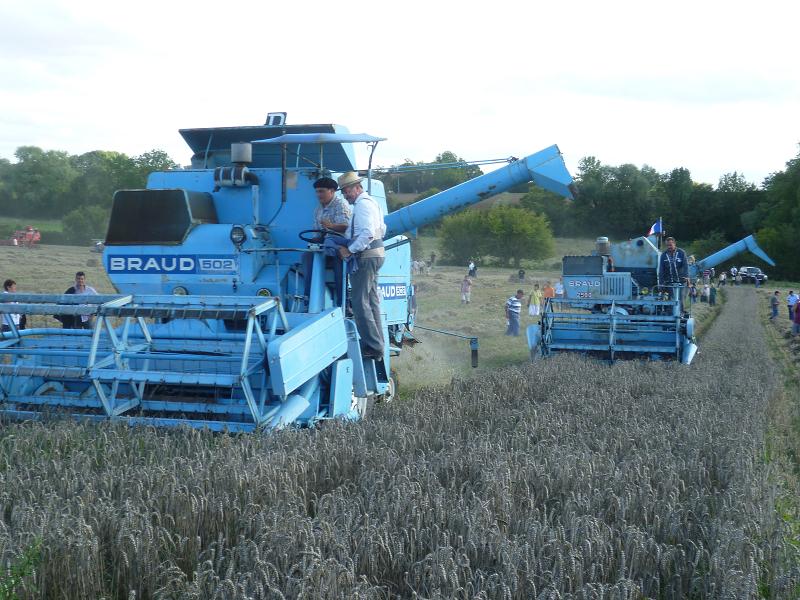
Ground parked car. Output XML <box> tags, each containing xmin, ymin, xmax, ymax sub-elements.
<box><xmin>738</xmin><ymin>266</ymin><xmax>768</xmax><ymax>284</ymax></box>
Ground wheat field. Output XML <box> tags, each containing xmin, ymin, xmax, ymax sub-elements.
<box><xmin>0</xmin><ymin>284</ymin><xmax>798</xmax><ymax>598</ymax></box>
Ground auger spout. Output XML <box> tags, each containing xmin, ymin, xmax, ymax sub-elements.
<box><xmin>384</xmin><ymin>145</ymin><xmax>574</xmax><ymax>238</ymax></box>
<box><xmin>695</xmin><ymin>235</ymin><xmax>775</xmax><ymax>272</ymax></box>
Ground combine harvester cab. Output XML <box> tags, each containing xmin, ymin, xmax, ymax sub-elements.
<box><xmin>528</xmin><ymin>234</ymin><xmax>775</xmax><ymax>365</ymax></box>
<box><xmin>0</xmin><ymin>115</ymin><xmax>574</xmax><ymax>431</ymax></box>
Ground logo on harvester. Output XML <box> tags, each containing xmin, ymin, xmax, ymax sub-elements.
<box><xmin>107</xmin><ymin>255</ymin><xmax>238</xmax><ymax>274</ymax></box>
<box><xmin>378</xmin><ymin>283</ymin><xmax>407</xmax><ymax>300</ymax></box>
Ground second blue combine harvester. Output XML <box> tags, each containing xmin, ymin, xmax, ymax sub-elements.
<box><xmin>528</xmin><ymin>233</ymin><xmax>775</xmax><ymax>364</ymax></box>
<box><xmin>0</xmin><ymin>114</ymin><xmax>574</xmax><ymax>431</ymax></box>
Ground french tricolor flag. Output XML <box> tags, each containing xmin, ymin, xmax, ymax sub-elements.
<box><xmin>647</xmin><ymin>218</ymin><xmax>663</xmax><ymax>236</ymax></box>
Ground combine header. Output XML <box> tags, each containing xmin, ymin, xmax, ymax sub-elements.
<box><xmin>528</xmin><ymin>234</ymin><xmax>775</xmax><ymax>364</ymax></box>
<box><xmin>0</xmin><ymin>115</ymin><xmax>574</xmax><ymax>431</ymax></box>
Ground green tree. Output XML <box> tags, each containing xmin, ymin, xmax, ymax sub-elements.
<box><xmin>65</xmin><ymin>151</ymin><xmax>140</xmax><ymax>214</ymax></box>
<box><xmin>755</xmin><ymin>150</ymin><xmax>800</xmax><ymax>279</ymax></box>
<box><xmin>9</xmin><ymin>146</ymin><xmax>78</xmax><ymax>218</ymax></box>
<box><xmin>520</xmin><ymin>186</ymin><xmax>576</xmax><ymax>236</ymax></box>
<box><xmin>437</xmin><ymin>210</ymin><xmax>487</xmax><ymax>265</ymax></box>
<box><xmin>717</xmin><ymin>171</ymin><xmax>756</xmax><ymax>192</ymax></box>
<box><xmin>485</xmin><ymin>206</ymin><xmax>554</xmax><ymax>267</ymax></box>
<box><xmin>134</xmin><ymin>149</ymin><xmax>179</xmax><ymax>175</ymax></box>
<box><xmin>376</xmin><ymin>151</ymin><xmax>482</xmax><ymax>194</ymax></box>
<box><xmin>63</xmin><ymin>205</ymin><xmax>110</xmax><ymax>245</ymax></box>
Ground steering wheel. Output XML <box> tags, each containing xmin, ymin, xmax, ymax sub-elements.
<box><xmin>298</xmin><ymin>229</ymin><xmax>327</xmax><ymax>243</ymax></box>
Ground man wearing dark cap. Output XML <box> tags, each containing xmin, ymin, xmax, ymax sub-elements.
<box><xmin>303</xmin><ymin>177</ymin><xmax>352</xmax><ymax>306</ymax></box>
<box><xmin>312</xmin><ymin>177</ymin><xmax>351</xmax><ymax>234</ymax></box>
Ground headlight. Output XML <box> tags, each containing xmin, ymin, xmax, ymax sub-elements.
<box><xmin>230</xmin><ymin>225</ymin><xmax>246</xmax><ymax>246</ymax></box>
<box><xmin>256</xmin><ymin>288</ymin><xmax>271</xmax><ymax>297</ymax></box>
<box><xmin>172</xmin><ymin>286</ymin><xmax>188</xmax><ymax>296</ymax></box>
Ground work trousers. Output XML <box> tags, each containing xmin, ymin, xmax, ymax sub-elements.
<box><xmin>350</xmin><ymin>255</ymin><xmax>385</xmax><ymax>355</ymax></box>
<box><xmin>505</xmin><ymin>312</ymin><xmax>520</xmax><ymax>336</ymax></box>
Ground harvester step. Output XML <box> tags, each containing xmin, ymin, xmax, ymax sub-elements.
<box><xmin>5</xmin><ymin>395</ymin><xmax>253</xmax><ymax>416</ymax></box>
<box><xmin>89</xmin><ymin>369</ymin><xmax>240</xmax><ymax>387</ymax></box>
<box><xmin>0</xmin><ymin>365</ymin><xmax>86</xmax><ymax>378</ymax></box>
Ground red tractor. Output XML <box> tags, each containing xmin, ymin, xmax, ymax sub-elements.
<box><xmin>1</xmin><ymin>226</ymin><xmax>41</xmax><ymax>247</ymax></box>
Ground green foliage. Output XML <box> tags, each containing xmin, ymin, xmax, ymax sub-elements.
<box><xmin>376</xmin><ymin>151</ymin><xmax>482</xmax><ymax>194</ymax></box>
<box><xmin>519</xmin><ymin>186</ymin><xmax>576</xmax><ymax>236</ymax></box>
<box><xmin>686</xmin><ymin>231</ymin><xmax>728</xmax><ymax>263</ymax></box>
<box><xmin>63</xmin><ymin>206</ymin><xmax>110</xmax><ymax>245</ymax></box>
<box><xmin>486</xmin><ymin>206</ymin><xmax>554</xmax><ymax>267</ymax></box>
<box><xmin>437</xmin><ymin>210</ymin><xmax>486</xmax><ymax>265</ymax></box>
<box><xmin>0</xmin><ymin>539</ymin><xmax>41</xmax><ymax>600</ymax></box>
<box><xmin>438</xmin><ymin>206</ymin><xmax>554</xmax><ymax>267</ymax></box>
<box><xmin>0</xmin><ymin>146</ymin><xmax>177</xmax><ymax>229</ymax></box>
<box><xmin>755</xmin><ymin>151</ymin><xmax>800</xmax><ymax>280</ymax></box>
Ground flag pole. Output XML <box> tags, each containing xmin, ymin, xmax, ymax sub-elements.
<box><xmin>657</xmin><ymin>217</ymin><xmax>663</xmax><ymax>250</ymax></box>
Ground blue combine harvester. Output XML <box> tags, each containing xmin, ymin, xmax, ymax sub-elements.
<box><xmin>528</xmin><ymin>233</ymin><xmax>775</xmax><ymax>364</ymax></box>
<box><xmin>0</xmin><ymin>115</ymin><xmax>574</xmax><ymax>431</ymax></box>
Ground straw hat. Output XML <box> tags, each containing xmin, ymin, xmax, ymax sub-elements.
<box><xmin>337</xmin><ymin>171</ymin><xmax>364</xmax><ymax>190</ymax></box>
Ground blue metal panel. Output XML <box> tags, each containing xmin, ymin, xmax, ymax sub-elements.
<box><xmin>267</xmin><ymin>309</ymin><xmax>348</xmax><ymax>397</ymax></box>
<box><xmin>329</xmin><ymin>359</ymin><xmax>354</xmax><ymax>417</ymax></box>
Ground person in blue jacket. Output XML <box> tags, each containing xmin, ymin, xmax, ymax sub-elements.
<box><xmin>658</xmin><ymin>237</ymin><xmax>689</xmax><ymax>309</ymax></box>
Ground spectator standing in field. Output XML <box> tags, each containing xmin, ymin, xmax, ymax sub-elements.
<box><xmin>730</xmin><ymin>266</ymin><xmax>738</xmax><ymax>281</ymax></box>
<box><xmin>505</xmin><ymin>289</ymin><xmax>524</xmax><ymax>336</ymax></box>
<box><xmin>2</xmin><ymin>279</ymin><xmax>25</xmax><ymax>332</ymax></box>
<box><xmin>719</xmin><ymin>272</ymin><xmax>727</xmax><ymax>287</ymax></box>
<box><xmin>61</xmin><ymin>271</ymin><xmax>99</xmax><ymax>329</ymax></box>
<box><xmin>770</xmin><ymin>291</ymin><xmax>780</xmax><ymax>320</ymax></box>
<box><xmin>518</xmin><ymin>268</ymin><xmax>525</xmax><ymax>283</ymax></box>
<box><xmin>787</xmin><ymin>290</ymin><xmax>798</xmax><ymax>321</ymax></box>
<box><xmin>460</xmin><ymin>276</ymin><xmax>472</xmax><ymax>304</ymax></box>
<box><xmin>793</xmin><ymin>296</ymin><xmax>800</xmax><ymax>336</ymax></box>
<box><xmin>468</xmin><ymin>259</ymin><xmax>476</xmax><ymax>277</ymax></box>
<box><xmin>709</xmin><ymin>285</ymin><xmax>717</xmax><ymax>306</ymax></box>
<box><xmin>688</xmin><ymin>284</ymin><xmax>698</xmax><ymax>304</ymax></box>
<box><xmin>542</xmin><ymin>282</ymin><xmax>556</xmax><ymax>308</ymax></box>
<box><xmin>702</xmin><ymin>283</ymin><xmax>710</xmax><ymax>303</ymax></box>
<box><xmin>528</xmin><ymin>284</ymin><xmax>542</xmax><ymax>317</ymax></box>
<box><xmin>429</xmin><ymin>252</ymin><xmax>436</xmax><ymax>268</ymax></box>
<box><xmin>554</xmin><ymin>278</ymin><xmax>565</xmax><ymax>299</ymax></box>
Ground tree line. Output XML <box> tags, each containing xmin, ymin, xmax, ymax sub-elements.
<box><xmin>0</xmin><ymin>147</ymin><xmax>177</xmax><ymax>243</ymax></box>
<box><xmin>519</xmin><ymin>153</ymin><xmax>800</xmax><ymax>279</ymax></box>
<box><xmin>1</xmin><ymin>143</ymin><xmax>798</xmax><ymax>280</ymax></box>
<box><xmin>377</xmin><ymin>149</ymin><xmax>800</xmax><ymax>279</ymax></box>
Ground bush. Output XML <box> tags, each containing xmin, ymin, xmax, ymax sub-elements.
<box><xmin>62</xmin><ymin>206</ymin><xmax>109</xmax><ymax>245</ymax></box>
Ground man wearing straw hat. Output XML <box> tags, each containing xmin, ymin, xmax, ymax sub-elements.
<box><xmin>336</xmin><ymin>171</ymin><xmax>387</xmax><ymax>360</ymax></box>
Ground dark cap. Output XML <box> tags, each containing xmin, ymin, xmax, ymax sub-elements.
<box><xmin>313</xmin><ymin>177</ymin><xmax>338</xmax><ymax>191</ymax></box>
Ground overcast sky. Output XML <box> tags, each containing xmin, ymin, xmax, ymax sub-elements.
<box><xmin>1</xmin><ymin>0</ymin><xmax>798</xmax><ymax>186</ymax></box>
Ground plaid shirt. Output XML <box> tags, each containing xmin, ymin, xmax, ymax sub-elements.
<box><xmin>313</xmin><ymin>196</ymin><xmax>351</xmax><ymax>230</ymax></box>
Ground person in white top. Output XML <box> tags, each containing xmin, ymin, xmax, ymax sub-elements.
<box><xmin>2</xmin><ymin>279</ymin><xmax>23</xmax><ymax>332</ymax></box>
<box><xmin>337</xmin><ymin>172</ymin><xmax>387</xmax><ymax>360</ymax></box>
<box><xmin>554</xmin><ymin>278</ymin><xmax>565</xmax><ymax>298</ymax></box>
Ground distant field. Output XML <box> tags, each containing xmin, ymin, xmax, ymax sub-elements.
<box><xmin>0</xmin><ymin>216</ymin><xmax>62</xmax><ymax>233</ymax></box>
